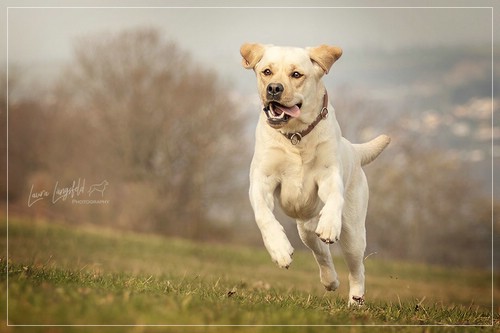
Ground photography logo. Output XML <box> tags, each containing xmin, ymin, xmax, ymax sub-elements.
<box><xmin>28</xmin><ymin>178</ymin><xmax>110</xmax><ymax>207</ymax></box>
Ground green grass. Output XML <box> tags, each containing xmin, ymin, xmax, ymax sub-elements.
<box><xmin>1</xmin><ymin>218</ymin><xmax>498</xmax><ymax>332</ymax></box>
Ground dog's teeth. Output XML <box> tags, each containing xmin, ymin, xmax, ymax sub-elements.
<box><xmin>271</xmin><ymin>110</ymin><xmax>285</xmax><ymax>119</ymax></box>
<box><xmin>270</xmin><ymin>109</ymin><xmax>284</xmax><ymax>119</ymax></box>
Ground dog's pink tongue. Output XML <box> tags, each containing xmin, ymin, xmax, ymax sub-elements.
<box><xmin>276</xmin><ymin>104</ymin><xmax>301</xmax><ymax>118</ymax></box>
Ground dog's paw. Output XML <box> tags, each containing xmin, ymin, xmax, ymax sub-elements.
<box><xmin>263</xmin><ymin>232</ymin><xmax>294</xmax><ymax>269</ymax></box>
<box><xmin>322</xmin><ymin>278</ymin><xmax>340</xmax><ymax>291</ymax></box>
<box><xmin>320</xmin><ymin>269</ymin><xmax>340</xmax><ymax>291</ymax></box>
<box><xmin>315</xmin><ymin>219</ymin><xmax>341</xmax><ymax>244</ymax></box>
<box><xmin>270</xmin><ymin>241</ymin><xmax>294</xmax><ymax>269</ymax></box>
<box><xmin>348</xmin><ymin>295</ymin><xmax>365</xmax><ymax>307</ymax></box>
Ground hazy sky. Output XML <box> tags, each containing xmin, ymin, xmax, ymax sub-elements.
<box><xmin>3</xmin><ymin>1</ymin><xmax>496</xmax><ymax>95</ymax></box>
<box><xmin>4</xmin><ymin>3</ymin><xmax>495</xmax><ymax>61</ymax></box>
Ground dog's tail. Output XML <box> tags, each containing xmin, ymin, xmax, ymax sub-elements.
<box><xmin>353</xmin><ymin>135</ymin><xmax>391</xmax><ymax>166</ymax></box>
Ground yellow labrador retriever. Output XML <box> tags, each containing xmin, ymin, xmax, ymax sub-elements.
<box><xmin>241</xmin><ymin>43</ymin><xmax>390</xmax><ymax>306</ymax></box>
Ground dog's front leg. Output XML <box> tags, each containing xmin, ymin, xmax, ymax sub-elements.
<box><xmin>316</xmin><ymin>171</ymin><xmax>344</xmax><ymax>244</ymax></box>
<box><xmin>249</xmin><ymin>171</ymin><xmax>294</xmax><ymax>269</ymax></box>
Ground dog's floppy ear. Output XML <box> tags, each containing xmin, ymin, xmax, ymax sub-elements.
<box><xmin>308</xmin><ymin>45</ymin><xmax>343</xmax><ymax>75</ymax></box>
<box><xmin>240</xmin><ymin>43</ymin><xmax>266</xmax><ymax>69</ymax></box>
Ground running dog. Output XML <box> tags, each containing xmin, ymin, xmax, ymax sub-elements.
<box><xmin>241</xmin><ymin>43</ymin><xmax>390</xmax><ymax>306</ymax></box>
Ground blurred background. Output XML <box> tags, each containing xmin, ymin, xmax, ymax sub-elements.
<box><xmin>2</xmin><ymin>1</ymin><xmax>499</xmax><ymax>269</ymax></box>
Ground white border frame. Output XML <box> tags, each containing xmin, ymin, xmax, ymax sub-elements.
<box><xmin>5</xmin><ymin>4</ymin><xmax>496</xmax><ymax>328</ymax></box>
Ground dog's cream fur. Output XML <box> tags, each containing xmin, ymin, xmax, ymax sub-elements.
<box><xmin>241</xmin><ymin>43</ymin><xmax>390</xmax><ymax>305</ymax></box>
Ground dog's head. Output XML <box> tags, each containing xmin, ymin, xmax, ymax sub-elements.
<box><xmin>240</xmin><ymin>43</ymin><xmax>342</xmax><ymax>129</ymax></box>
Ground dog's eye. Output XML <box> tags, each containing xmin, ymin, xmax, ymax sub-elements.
<box><xmin>262</xmin><ymin>69</ymin><xmax>272</xmax><ymax>76</ymax></box>
<box><xmin>291</xmin><ymin>71</ymin><xmax>303</xmax><ymax>79</ymax></box>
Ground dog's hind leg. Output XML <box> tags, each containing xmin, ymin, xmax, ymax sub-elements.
<box><xmin>297</xmin><ymin>218</ymin><xmax>340</xmax><ymax>291</ymax></box>
<box><xmin>340</xmin><ymin>223</ymin><xmax>366</xmax><ymax>306</ymax></box>
<box><xmin>340</xmin><ymin>174</ymin><xmax>369</xmax><ymax>306</ymax></box>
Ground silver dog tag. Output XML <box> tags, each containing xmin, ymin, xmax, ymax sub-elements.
<box><xmin>290</xmin><ymin>133</ymin><xmax>302</xmax><ymax>145</ymax></box>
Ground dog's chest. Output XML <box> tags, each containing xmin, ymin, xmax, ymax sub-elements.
<box><xmin>276</xmin><ymin>151</ymin><xmax>322</xmax><ymax>220</ymax></box>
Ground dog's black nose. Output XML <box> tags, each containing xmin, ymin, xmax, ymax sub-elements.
<box><xmin>267</xmin><ymin>83</ymin><xmax>283</xmax><ymax>99</ymax></box>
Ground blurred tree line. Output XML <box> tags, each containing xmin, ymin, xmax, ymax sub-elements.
<box><xmin>2</xmin><ymin>28</ymin><xmax>496</xmax><ymax>268</ymax></box>
<box><xmin>5</xmin><ymin>28</ymin><xmax>250</xmax><ymax>240</ymax></box>
<box><xmin>333</xmin><ymin>90</ymin><xmax>495</xmax><ymax>268</ymax></box>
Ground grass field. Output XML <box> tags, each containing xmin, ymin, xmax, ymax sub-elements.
<box><xmin>1</xmin><ymin>218</ymin><xmax>498</xmax><ymax>332</ymax></box>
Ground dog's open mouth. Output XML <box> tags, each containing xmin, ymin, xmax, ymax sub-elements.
<box><xmin>264</xmin><ymin>102</ymin><xmax>302</xmax><ymax>128</ymax></box>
